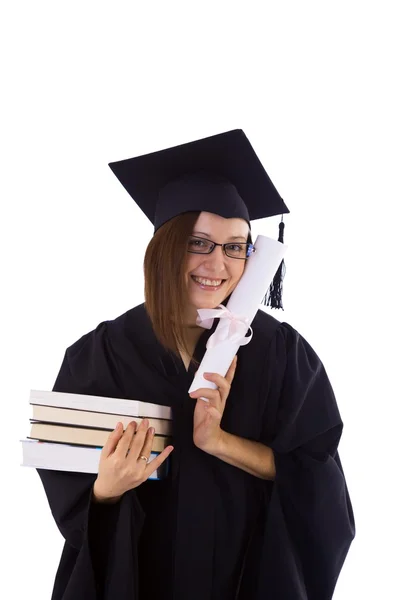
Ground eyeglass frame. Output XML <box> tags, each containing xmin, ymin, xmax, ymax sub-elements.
<box><xmin>187</xmin><ymin>235</ymin><xmax>256</xmax><ymax>260</ymax></box>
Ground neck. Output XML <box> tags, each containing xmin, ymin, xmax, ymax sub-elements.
<box><xmin>181</xmin><ymin>311</ymin><xmax>204</xmax><ymax>345</ymax></box>
<box><xmin>183</xmin><ymin>306</ymin><xmax>201</xmax><ymax>328</ymax></box>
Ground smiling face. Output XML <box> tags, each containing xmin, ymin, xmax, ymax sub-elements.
<box><xmin>184</xmin><ymin>211</ymin><xmax>250</xmax><ymax>323</ymax></box>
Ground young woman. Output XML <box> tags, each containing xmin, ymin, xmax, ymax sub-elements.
<box><xmin>37</xmin><ymin>130</ymin><xmax>355</xmax><ymax>600</ymax></box>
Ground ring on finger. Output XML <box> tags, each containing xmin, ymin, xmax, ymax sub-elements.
<box><xmin>138</xmin><ymin>454</ymin><xmax>149</xmax><ymax>462</ymax></box>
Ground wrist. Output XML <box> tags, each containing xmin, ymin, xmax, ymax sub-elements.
<box><xmin>209</xmin><ymin>428</ymin><xmax>230</xmax><ymax>458</ymax></box>
<box><xmin>92</xmin><ymin>481</ymin><xmax>122</xmax><ymax>505</ymax></box>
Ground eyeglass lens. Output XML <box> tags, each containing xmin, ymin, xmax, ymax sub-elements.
<box><xmin>187</xmin><ymin>236</ymin><xmax>249</xmax><ymax>259</ymax></box>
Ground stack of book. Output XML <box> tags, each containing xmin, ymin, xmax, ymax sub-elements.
<box><xmin>21</xmin><ymin>390</ymin><xmax>172</xmax><ymax>480</ymax></box>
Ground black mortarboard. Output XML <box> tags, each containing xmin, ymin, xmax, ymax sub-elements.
<box><xmin>108</xmin><ymin>129</ymin><xmax>289</xmax><ymax>231</ymax></box>
<box><xmin>108</xmin><ymin>129</ymin><xmax>289</xmax><ymax>308</ymax></box>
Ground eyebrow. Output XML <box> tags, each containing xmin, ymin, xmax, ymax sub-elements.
<box><xmin>192</xmin><ymin>231</ymin><xmax>248</xmax><ymax>241</ymax></box>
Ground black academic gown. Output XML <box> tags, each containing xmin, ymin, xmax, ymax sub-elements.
<box><xmin>37</xmin><ymin>304</ymin><xmax>355</xmax><ymax>600</ymax></box>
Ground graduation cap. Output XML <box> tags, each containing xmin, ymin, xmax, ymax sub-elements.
<box><xmin>108</xmin><ymin>129</ymin><xmax>289</xmax><ymax>308</ymax></box>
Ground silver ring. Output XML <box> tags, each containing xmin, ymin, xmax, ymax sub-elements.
<box><xmin>139</xmin><ymin>455</ymin><xmax>149</xmax><ymax>462</ymax></box>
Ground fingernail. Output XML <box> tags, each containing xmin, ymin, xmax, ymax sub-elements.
<box><xmin>149</xmin><ymin>427</ymin><xmax>155</xmax><ymax>435</ymax></box>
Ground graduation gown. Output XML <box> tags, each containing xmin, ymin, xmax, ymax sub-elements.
<box><xmin>37</xmin><ymin>304</ymin><xmax>355</xmax><ymax>599</ymax></box>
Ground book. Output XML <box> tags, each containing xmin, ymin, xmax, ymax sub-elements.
<box><xmin>30</xmin><ymin>404</ymin><xmax>172</xmax><ymax>435</ymax></box>
<box><xmin>30</xmin><ymin>389</ymin><xmax>172</xmax><ymax>420</ymax></box>
<box><xmin>21</xmin><ymin>440</ymin><xmax>168</xmax><ymax>479</ymax></box>
<box><xmin>29</xmin><ymin>423</ymin><xmax>171</xmax><ymax>451</ymax></box>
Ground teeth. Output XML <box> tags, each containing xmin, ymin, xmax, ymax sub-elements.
<box><xmin>192</xmin><ymin>276</ymin><xmax>223</xmax><ymax>287</ymax></box>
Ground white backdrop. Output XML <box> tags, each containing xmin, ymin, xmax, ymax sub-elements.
<box><xmin>2</xmin><ymin>1</ymin><xmax>399</xmax><ymax>598</ymax></box>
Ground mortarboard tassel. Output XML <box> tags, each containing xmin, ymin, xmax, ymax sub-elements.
<box><xmin>262</xmin><ymin>217</ymin><xmax>286</xmax><ymax>309</ymax></box>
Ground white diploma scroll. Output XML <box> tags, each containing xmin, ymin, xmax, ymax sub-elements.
<box><xmin>188</xmin><ymin>235</ymin><xmax>288</xmax><ymax>395</ymax></box>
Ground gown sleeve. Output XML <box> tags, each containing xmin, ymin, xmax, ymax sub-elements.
<box><xmin>36</xmin><ymin>323</ymin><xmax>145</xmax><ymax>600</ymax></box>
<box><xmin>239</xmin><ymin>322</ymin><xmax>355</xmax><ymax>600</ymax></box>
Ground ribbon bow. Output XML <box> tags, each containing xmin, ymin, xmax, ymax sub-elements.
<box><xmin>196</xmin><ymin>304</ymin><xmax>253</xmax><ymax>349</ymax></box>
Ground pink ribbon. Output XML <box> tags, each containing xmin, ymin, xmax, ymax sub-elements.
<box><xmin>196</xmin><ymin>304</ymin><xmax>253</xmax><ymax>349</ymax></box>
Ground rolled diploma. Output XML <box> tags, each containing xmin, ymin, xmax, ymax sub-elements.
<box><xmin>188</xmin><ymin>235</ymin><xmax>288</xmax><ymax>394</ymax></box>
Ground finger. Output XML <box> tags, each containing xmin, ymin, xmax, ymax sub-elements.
<box><xmin>202</xmin><ymin>356</ymin><xmax>237</xmax><ymax>389</ymax></box>
<box><xmin>202</xmin><ymin>372</ymin><xmax>229</xmax><ymax>391</ymax></box>
<box><xmin>202</xmin><ymin>358</ymin><xmax>237</xmax><ymax>405</ymax></box>
<box><xmin>195</xmin><ymin>397</ymin><xmax>224</xmax><ymax>421</ymax></box>
<box><xmin>129</xmin><ymin>426</ymin><xmax>155</xmax><ymax>465</ymax></box>
<box><xmin>189</xmin><ymin>387</ymin><xmax>221</xmax><ymax>405</ymax></box>
<box><xmin>129</xmin><ymin>418</ymin><xmax>150</xmax><ymax>458</ymax></box>
<box><xmin>102</xmin><ymin>422</ymin><xmax>125</xmax><ymax>458</ymax></box>
<box><xmin>202</xmin><ymin>374</ymin><xmax>230</xmax><ymax>408</ymax></box>
<box><xmin>204</xmin><ymin>404</ymin><xmax>223</xmax><ymax>423</ymax></box>
<box><xmin>144</xmin><ymin>445</ymin><xmax>174</xmax><ymax>477</ymax></box>
<box><xmin>113</xmin><ymin>420</ymin><xmax>138</xmax><ymax>457</ymax></box>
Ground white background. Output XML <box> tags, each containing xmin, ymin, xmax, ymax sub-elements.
<box><xmin>1</xmin><ymin>1</ymin><xmax>399</xmax><ymax>598</ymax></box>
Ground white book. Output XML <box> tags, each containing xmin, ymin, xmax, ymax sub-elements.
<box><xmin>21</xmin><ymin>439</ymin><xmax>168</xmax><ymax>480</ymax></box>
<box><xmin>30</xmin><ymin>390</ymin><xmax>172</xmax><ymax>420</ymax></box>
<box><xmin>29</xmin><ymin>423</ymin><xmax>170</xmax><ymax>451</ymax></box>
<box><xmin>30</xmin><ymin>404</ymin><xmax>172</xmax><ymax>435</ymax></box>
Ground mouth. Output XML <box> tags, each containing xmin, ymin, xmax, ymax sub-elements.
<box><xmin>191</xmin><ymin>275</ymin><xmax>227</xmax><ymax>291</ymax></box>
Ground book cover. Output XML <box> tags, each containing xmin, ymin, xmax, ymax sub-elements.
<box><xmin>21</xmin><ymin>440</ymin><xmax>168</xmax><ymax>479</ymax></box>
<box><xmin>30</xmin><ymin>404</ymin><xmax>172</xmax><ymax>435</ymax></box>
<box><xmin>29</xmin><ymin>423</ymin><xmax>171</xmax><ymax>451</ymax></box>
<box><xmin>30</xmin><ymin>389</ymin><xmax>172</xmax><ymax>420</ymax></box>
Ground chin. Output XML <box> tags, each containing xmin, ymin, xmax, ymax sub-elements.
<box><xmin>191</xmin><ymin>293</ymin><xmax>228</xmax><ymax>310</ymax></box>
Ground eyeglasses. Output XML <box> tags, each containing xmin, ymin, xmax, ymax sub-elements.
<box><xmin>187</xmin><ymin>235</ymin><xmax>256</xmax><ymax>260</ymax></box>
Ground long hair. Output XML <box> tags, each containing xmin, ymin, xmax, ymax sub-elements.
<box><xmin>144</xmin><ymin>211</ymin><xmax>201</xmax><ymax>358</ymax></box>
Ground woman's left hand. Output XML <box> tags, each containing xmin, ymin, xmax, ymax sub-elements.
<box><xmin>189</xmin><ymin>355</ymin><xmax>238</xmax><ymax>455</ymax></box>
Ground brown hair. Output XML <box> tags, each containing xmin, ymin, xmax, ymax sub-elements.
<box><xmin>144</xmin><ymin>211</ymin><xmax>201</xmax><ymax>358</ymax></box>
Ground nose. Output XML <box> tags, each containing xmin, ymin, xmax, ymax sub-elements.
<box><xmin>202</xmin><ymin>244</ymin><xmax>227</xmax><ymax>273</ymax></box>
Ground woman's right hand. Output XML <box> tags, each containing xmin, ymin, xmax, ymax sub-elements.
<box><xmin>92</xmin><ymin>419</ymin><xmax>174</xmax><ymax>503</ymax></box>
